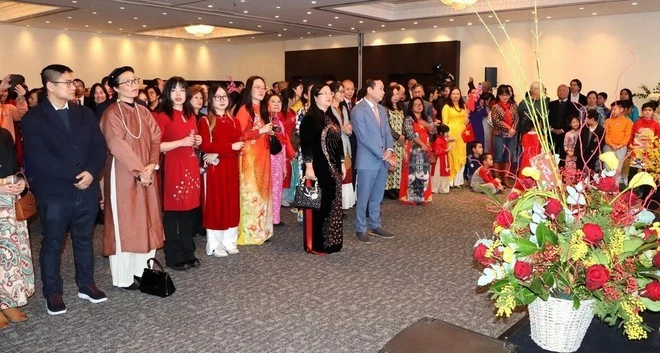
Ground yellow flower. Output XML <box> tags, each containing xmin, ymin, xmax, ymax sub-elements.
<box><xmin>521</xmin><ymin>167</ymin><xmax>540</xmax><ymax>181</ymax></box>
<box><xmin>495</xmin><ymin>284</ymin><xmax>516</xmax><ymax>318</ymax></box>
<box><xmin>651</xmin><ymin>222</ymin><xmax>660</xmax><ymax>235</ymax></box>
<box><xmin>608</xmin><ymin>229</ymin><xmax>626</xmax><ymax>260</ymax></box>
<box><xmin>485</xmin><ymin>240</ymin><xmax>503</xmax><ymax>258</ymax></box>
<box><xmin>628</xmin><ymin>172</ymin><xmax>657</xmax><ymax>189</ymax></box>
<box><xmin>622</xmin><ymin>299</ymin><xmax>647</xmax><ymax>340</ymax></box>
<box><xmin>569</xmin><ymin>231</ymin><xmax>589</xmax><ymax>261</ymax></box>
<box><xmin>599</xmin><ymin>151</ymin><xmax>619</xmax><ymax>170</ymax></box>
<box><xmin>502</xmin><ymin>247</ymin><xmax>515</xmax><ymax>263</ymax></box>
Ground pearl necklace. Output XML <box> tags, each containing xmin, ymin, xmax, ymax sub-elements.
<box><xmin>117</xmin><ymin>101</ymin><xmax>142</xmax><ymax>139</ymax></box>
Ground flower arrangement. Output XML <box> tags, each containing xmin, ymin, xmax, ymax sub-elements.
<box><xmin>474</xmin><ymin>151</ymin><xmax>660</xmax><ymax>339</ymax></box>
<box><xmin>633</xmin><ymin>82</ymin><xmax>660</xmax><ymax>102</ymax></box>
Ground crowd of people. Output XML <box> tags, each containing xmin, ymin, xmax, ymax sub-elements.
<box><xmin>1</xmin><ymin>65</ymin><xmax>659</xmax><ymax>328</ymax></box>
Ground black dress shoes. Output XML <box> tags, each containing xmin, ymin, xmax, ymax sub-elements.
<box><xmin>170</xmin><ymin>262</ymin><xmax>190</xmax><ymax>271</ymax></box>
<box><xmin>187</xmin><ymin>258</ymin><xmax>202</xmax><ymax>268</ymax></box>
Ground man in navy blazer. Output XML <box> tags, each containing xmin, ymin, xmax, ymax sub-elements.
<box><xmin>22</xmin><ymin>64</ymin><xmax>108</xmax><ymax>315</ymax></box>
<box><xmin>351</xmin><ymin>79</ymin><xmax>396</xmax><ymax>243</ymax></box>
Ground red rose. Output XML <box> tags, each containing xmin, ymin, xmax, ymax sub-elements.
<box><xmin>545</xmin><ymin>198</ymin><xmax>563</xmax><ymax>219</ymax></box>
<box><xmin>496</xmin><ymin>210</ymin><xmax>514</xmax><ymax>228</ymax></box>
<box><xmin>653</xmin><ymin>252</ymin><xmax>660</xmax><ymax>269</ymax></box>
<box><xmin>583</xmin><ymin>223</ymin><xmax>604</xmax><ymax>245</ymax></box>
<box><xmin>595</xmin><ymin>176</ymin><xmax>618</xmax><ymax>193</ymax></box>
<box><xmin>642</xmin><ymin>281</ymin><xmax>660</xmax><ymax>301</ymax></box>
<box><xmin>473</xmin><ymin>244</ymin><xmax>493</xmax><ymax>266</ymax></box>
<box><xmin>514</xmin><ymin>261</ymin><xmax>533</xmax><ymax>280</ymax></box>
<box><xmin>585</xmin><ymin>265</ymin><xmax>610</xmax><ymax>291</ymax></box>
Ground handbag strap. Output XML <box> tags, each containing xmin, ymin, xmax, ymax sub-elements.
<box><xmin>146</xmin><ymin>258</ymin><xmax>165</xmax><ymax>271</ymax></box>
<box><xmin>14</xmin><ymin>171</ymin><xmax>31</xmax><ymax>192</ymax></box>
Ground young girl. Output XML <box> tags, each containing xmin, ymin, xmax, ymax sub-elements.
<box><xmin>471</xmin><ymin>153</ymin><xmax>505</xmax><ymax>194</ymax></box>
<box><xmin>432</xmin><ymin>124</ymin><xmax>452</xmax><ymax>194</ymax></box>
<box><xmin>564</xmin><ymin>116</ymin><xmax>580</xmax><ymax>171</ymax></box>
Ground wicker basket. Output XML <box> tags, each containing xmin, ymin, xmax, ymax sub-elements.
<box><xmin>528</xmin><ymin>296</ymin><xmax>595</xmax><ymax>353</ymax></box>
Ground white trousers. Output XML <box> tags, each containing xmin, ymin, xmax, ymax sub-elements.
<box><xmin>206</xmin><ymin>227</ymin><xmax>238</xmax><ymax>255</ymax></box>
<box><xmin>108</xmin><ymin>159</ymin><xmax>156</xmax><ymax>288</ymax></box>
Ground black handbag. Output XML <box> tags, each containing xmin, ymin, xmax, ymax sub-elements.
<box><xmin>293</xmin><ymin>178</ymin><xmax>322</xmax><ymax>210</ymax></box>
<box><xmin>140</xmin><ymin>258</ymin><xmax>176</xmax><ymax>297</ymax></box>
<box><xmin>269</xmin><ymin>135</ymin><xmax>282</xmax><ymax>155</ymax></box>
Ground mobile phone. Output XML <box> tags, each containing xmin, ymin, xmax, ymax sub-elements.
<box><xmin>5</xmin><ymin>175</ymin><xmax>16</xmax><ymax>184</ymax></box>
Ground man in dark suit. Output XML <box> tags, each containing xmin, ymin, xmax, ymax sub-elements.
<box><xmin>22</xmin><ymin>64</ymin><xmax>108</xmax><ymax>316</ymax></box>
<box><xmin>575</xmin><ymin>110</ymin><xmax>605</xmax><ymax>171</ymax></box>
<box><xmin>569</xmin><ymin>78</ymin><xmax>588</xmax><ymax>106</ymax></box>
<box><xmin>406</xmin><ymin>78</ymin><xmax>417</xmax><ymax>101</ymax></box>
<box><xmin>351</xmin><ymin>79</ymin><xmax>396</xmax><ymax>243</ymax></box>
<box><xmin>548</xmin><ymin>84</ymin><xmax>578</xmax><ymax>159</ymax></box>
<box><xmin>73</xmin><ymin>78</ymin><xmax>93</xmax><ymax>109</ymax></box>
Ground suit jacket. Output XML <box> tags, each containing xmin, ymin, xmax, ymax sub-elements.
<box><xmin>548</xmin><ymin>99</ymin><xmax>579</xmax><ymax>132</ymax></box>
<box><xmin>570</xmin><ymin>93</ymin><xmax>588</xmax><ymax>107</ymax></box>
<box><xmin>575</xmin><ymin>124</ymin><xmax>605</xmax><ymax>170</ymax></box>
<box><xmin>351</xmin><ymin>99</ymin><xmax>394</xmax><ymax>170</ymax></box>
<box><xmin>21</xmin><ymin>99</ymin><xmax>107</xmax><ymax>203</ymax></box>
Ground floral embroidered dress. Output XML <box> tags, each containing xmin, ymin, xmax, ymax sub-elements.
<box><xmin>236</xmin><ymin>104</ymin><xmax>273</xmax><ymax>245</ymax></box>
<box><xmin>386</xmin><ymin>108</ymin><xmax>405</xmax><ymax>191</ymax></box>
<box><xmin>399</xmin><ymin>116</ymin><xmax>432</xmax><ymax>205</ymax></box>
<box><xmin>153</xmin><ymin>109</ymin><xmax>201</xmax><ymax>211</ymax></box>
<box><xmin>564</xmin><ymin>129</ymin><xmax>579</xmax><ymax>171</ymax></box>
<box><xmin>271</xmin><ymin>113</ymin><xmax>286</xmax><ymax>224</ymax></box>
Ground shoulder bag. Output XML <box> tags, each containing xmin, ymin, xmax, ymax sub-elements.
<box><xmin>14</xmin><ymin>172</ymin><xmax>37</xmax><ymax>222</ymax></box>
<box><xmin>140</xmin><ymin>258</ymin><xmax>176</xmax><ymax>297</ymax></box>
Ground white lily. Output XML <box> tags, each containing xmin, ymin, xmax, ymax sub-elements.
<box><xmin>567</xmin><ymin>182</ymin><xmax>586</xmax><ymax>206</ymax></box>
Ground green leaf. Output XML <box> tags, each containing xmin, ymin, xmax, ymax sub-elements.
<box><xmin>516</xmin><ymin>287</ymin><xmax>537</xmax><ymax>305</ymax></box>
<box><xmin>537</xmin><ymin>222</ymin><xmax>558</xmax><ymax>245</ymax></box>
<box><xmin>641</xmin><ymin>297</ymin><xmax>660</xmax><ymax>312</ymax></box>
<box><xmin>542</xmin><ymin>272</ymin><xmax>555</xmax><ymax>288</ymax></box>
<box><xmin>516</xmin><ymin>238</ymin><xmax>539</xmax><ymax>256</ymax></box>
<box><xmin>623</xmin><ymin>238</ymin><xmax>645</xmax><ymax>253</ymax></box>
<box><xmin>572</xmin><ymin>296</ymin><xmax>581</xmax><ymax>310</ymax></box>
<box><xmin>590</xmin><ymin>250</ymin><xmax>610</xmax><ymax>266</ymax></box>
<box><xmin>490</xmin><ymin>279</ymin><xmax>510</xmax><ymax>292</ymax></box>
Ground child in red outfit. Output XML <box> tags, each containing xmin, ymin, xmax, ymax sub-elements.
<box><xmin>432</xmin><ymin>124</ymin><xmax>452</xmax><ymax>194</ymax></box>
<box><xmin>471</xmin><ymin>153</ymin><xmax>505</xmax><ymax>194</ymax></box>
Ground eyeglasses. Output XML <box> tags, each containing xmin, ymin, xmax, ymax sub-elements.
<box><xmin>119</xmin><ymin>78</ymin><xmax>141</xmax><ymax>86</ymax></box>
<box><xmin>253</xmin><ymin>86</ymin><xmax>266</xmax><ymax>91</ymax></box>
<box><xmin>318</xmin><ymin>91</ymin><xmax>335</xmax><ymax>97</ymax></box>
<box><xmin>213</xmin><ymin>95</ymin><xmax>228</xmax><ymax>101</ymax></box>
<box><xmin>52</xmin><ymin>80</ymin><xmax>76</xmax><ymax>87</ymax></box>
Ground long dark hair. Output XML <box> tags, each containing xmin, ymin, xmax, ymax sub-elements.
<box><xmin>206</xmin><ymin>84</ymin><xmax>232</xmax><ymax>130</ymax></box>
<box><xmin>260</xmin><ymin>94</ymin><xmax>282</xmax><ymax>123</ymax></box>
<box><xmin>329</xmin><ymin>82</ymin><xmax>348</xmax><ymax>112</ymax></box>
<box><xmin>309</xmin><ymin>83</ymin><xmax>331</xmax><ymax>116</ymax></box>
<box><xmin>159</xmin><ymin>76</ymin><xmax>194</xmax><ymax>118</ymax></box>
<box><xmin>88</xmin><ymin>83</ymin><xmax>108</xmax><ymax>111</ymax></box>
<box><xmin>447</xmin><ymin>87</ymin><xmax>466</xmax><ymax>110</ymax></box>
<box><xmin>382</xmin><ymin>85</ymin><xmax>398</xmax><ymax>111</ymax></box>
<box><xmin>407</xmin><ymin>97</ymin><xmax>428</xmax><ymax>121</ymax></box>
<box><xmin>280</xmin><ymin>87</ymin><xmax>296</xmax><ymax>113</ymax></box>
<box><xmin>236</xmin><ymin>75</ymin><xmax>266</xmax><ymax>121</ymax></box>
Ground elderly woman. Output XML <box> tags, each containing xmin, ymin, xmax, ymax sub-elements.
<box><xmin>0</xmin><ymin>126</ymin><xmax>32</xmax><ymax>327</ymax></box>
<box><xmin>100</xmin><ymin>66</ymin><xmax>164</xmax><ymax>289</ymax></box>
<box><xmin>0</xmin><ymin>74</ymin><xmax>28</xmax><ymax>142</ymax></box>
<box><xmin>300</xmin><ymin>83</ymin><xmax>345</xmax><ymax>254</ymax></box>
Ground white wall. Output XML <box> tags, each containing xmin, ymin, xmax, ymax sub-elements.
<box><xmin>0</xmin><ymin>23</ymin><xmax>286</xmax><ymax>89</ymax></box>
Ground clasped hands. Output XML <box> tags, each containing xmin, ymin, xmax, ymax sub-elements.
<box><xmin>0</xmin><ymin>179</ymin><xmax>25</xmax><ymax>195</ymax></box>
<box><xmin>136</xmin><ymin>164</ymin><xmax>156</xmax><ymax>186</ymax></box>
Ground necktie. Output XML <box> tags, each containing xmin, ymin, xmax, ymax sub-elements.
<box><xmin>373</xmin><ymin>105</ymin><xmax>381</xmax><ymax>126</ymax></box>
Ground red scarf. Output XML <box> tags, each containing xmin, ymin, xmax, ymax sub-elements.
<box><xmin>498</xmin><ymin>101</ymin><xmax>512</xmax><ymax>127</ymax></box>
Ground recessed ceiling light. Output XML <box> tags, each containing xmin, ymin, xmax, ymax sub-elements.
<box><xmin>278</xmin><ymin>34</ymin><xmax>282</xmax><ymax>37</ymax></box>
<box><xmin>531</xmin><ymin>11</ymin><xmax>536</xmax><ymax>14</ymax></box>
<box><xmin>350</xmin><ymin>27</ymin><xmax>355</xmax><ymax>30</ymax></box>
<box><xmin>45</xmin><ymin>20</ymin><xmax>50</xmax><ymax>23</ymax></box>
<box><xmin>505</xmin><ymin>19</ymin><xmax>510</xmax><ymax>22</ymax></box>
<box><xmin>381</xmin><ymin>24</ymin><xmax>385</xmax><ymax>27</ymax></box>
<box><xmin>632</xmin><ymin>2</ymin><xmax>637</xmax><ymax>5</ymax></box>
<box><xmin>303</xmin><ymin>19</ymin><xmax>307</xmax><ymax>22</ymax></box>
<box><xmin>276</xmin><ymin>6</ymin><xmax>281</xmax><ymax>9</ymax></box>
<box><xmin>142</xmin><ymin>24</ymin><xmax>147</xmax><ymax>27</ymax></box>
<box><xmin>433</xmin><ymin>25</ymin><xmax>437</xmax><ymax>28</ymax></box>
<box><xmin>227</xmin><ymin>39</ymin><xmax>231</xmax><ymax>41</ymax></box>
<box><xmin>257</xmin><ymin>25</ymin><xmax>261</xmax><ymax>27</ymax></box>
<box><xmin>546</xmin><ymin>16</ymin><xmax>551</xmax><ymax>19</ymax></box>
<box><xmin>579</xmin><ymin>7</ymin><xmax>584</xmax><ymax>10</ymax></box>
<box><xmin>307</xmin><ymin>32</ymin><xmax>311</xmax><ymax>34</ymax></box>
<box><xmin>98</xmin><ymin>31</ymin><xmax>101</xmax><ymax>34</ymax></box>
<box><xmin>241</xmin><ymin>0</ymin><xmax>245</xmax><ymax>2</ymax></box>
<box><xmin>300</xmin><ymin>36</ymin><xmax>304</xmax><ymax>39</ymax></box>
<box><xmin>488</xmin><ymin>15</ymin><xmax>493</xmax><ymax>18</ymax></box>
<box><xmin>64</xmin><ymin>28</ymin><xmax>68</xmax><ymax>31</ymax></box>
<box><xmin>413</xmin><ymin>21</ymin><xmax>418</xmax><ymax>25</ymax></box>
<box><xmin>275</xmin><ymin>15</ymin><xmax>279</xmax><ymax>18</ymax></box>
<box><xmin>467</xmin><ymin>22</ymin><xmax>472</xmax><ymax>25</ymax></box>
<box><xmin>359</xmin><ymin>20</ymin><xmax>363</xmax><ymax>23</ymax></box>
<box><xmin>107</xmin><ymin>20</ymin><xmax>112</xmax><ymax>24</ymax></box>
<box><xmin>334</xmin><ymin>16</ymin><xmax>339</xmax><ymax>19</ymax></box>
<box><xmin>372</xmin><ymin>30</ymin><xmax>376</xmax><ymax>33</ymax></box>
<box><xmin>72</xmin><ymin>0</ymin><xmax>77</xmax><ymax>3</ymax></box>
<box><xmin>251</xmin><ymin>36</ymin><xmax>255</xmax><ymax>39</ymax></box>
<box><xmin>592</xmin><ymin>12</ymin><xmax>597</xmax><ymax>15</ymax></box>
<box><xmin>307</xmin><ymin>11</ymin><xmax>312</xmax><ymax>14</ymax></box>
<box><xmin>67</xmin><ymin>16</ymin><xmax>72</xmax><ymax>19</ymax></box>
<box><xmin>26</xmin><ymin>24</ymin><xmax>30</xmax><ymax>27</ymax></box>
<box><xmin>229</xmin><ymin>21</ymin><xmax>233</xmax><ymax>24</ymax></box>
<box><xmin>208</xmin><ymin>4</ymin><xmax>213</xmax><ymax>8</ymax></box>
<box><xmin>243</xmin><ymin>10</ymin><xmax>248</xmax><ymax>13</ymax></box>
<box><xmin>84</xmin><ymin>24</ymin><xmax>89</xmax><ymax>27</ymax></box>
<box><xmin>401</xmin><ymin>28</ymin><xmax>405</xmax><ymax>30</ymax></box>
<box><xmin>329</xmin><ymin>34</ymin><xmax>332</xmax><ymax>37</ymax></box>
<box><xmin>311</xmin><ymin>1</ymin><xmax>316</xmax><ymax>3</ymax></box>
<box><xmin>133</xmin><ymin>17</ymin><xmax>138</xmax><ymax>20</ymax></box>
<box><xmin>120</xmin><ymin>6</ymin><xmax>125</xmax><ymax>10</ymax></box>
<box><xmin>328</xmin><ymin>23</ymin><xmax>332</xmax><ymax>26</ymax></box>
<box><xmin>198</xmin><ymin>17</ymin><xmax>202</xmax><ymax>20</ymax></box>
<box><xmin>162</xmin><ymin>12</ymin><xmax>167</xmax><ymax>15</ymax></box>
<box><xmin>119</xmin><ymin>28</ymin><xmax>123</xmax><ymax>31</ymax></box>
<box><xmin>92</xmin><ymin>11</ymin><xmax>97</xmax><ymax>14</ymax></box>
<box><xmin>283</xmin><ymin>28</ymin><xmax>287</xmax><ymax>31</ymax></box>
<box><xmin>449</xmin><ymin>18</ymin><xmax>454</xmax><ymax>22</ymax></box>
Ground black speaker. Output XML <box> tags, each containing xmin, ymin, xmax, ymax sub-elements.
<box><xmin>380</xmin><ymin>317</ymin><xmax>519</xmax><ymax>353</ymax></box>
<box><xmin>485</xmin><ymin>67</ymin><xmax>498</xmax><ymax>86</ymax></box>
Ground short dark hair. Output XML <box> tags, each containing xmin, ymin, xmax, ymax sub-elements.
<box><xmin>479</xmin><ymin>153</ymin><xmax>492</xmax><ymax>163</ymax></box>
<box><xmin>642</xmin><ymin>102</ymin><xmax>656</xmax><ymax>111</ymax></box>
<box><xmin>598</xmin><ymin>92</ymin><xmax>608</xmax><ymax>100</ymax></box>
<box><xmin>364</xmin><ymin>79</ymin><xmax>380</xmax><ymax>90</ymax></box>
<box><xmin>470</xmin><ymin>141</ymin><xmax>483</xmax><ymax>152</ymax></box>
<box><xmin>40</xmin><ymin>64</ymin><xmax>73</xmax><ymax>87</ymax></box>
<box><xmin>611</xmin><ymin>100</ymin><xmax>632</xmax><ymax>109</ymax></box>
<box><xmin>586</xmin><ymin>109</ymin><xmax>599</xmax><ymax>121</ymax></box>
<box><xmin>74</xmin><ymin>78</ymin><xmax>85</xmax><ymax>88</ymax></box>
<box><xmin>571</xmin><ymin>79</ymin><xmax>582</xmax><ymax>91</ymax></box>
